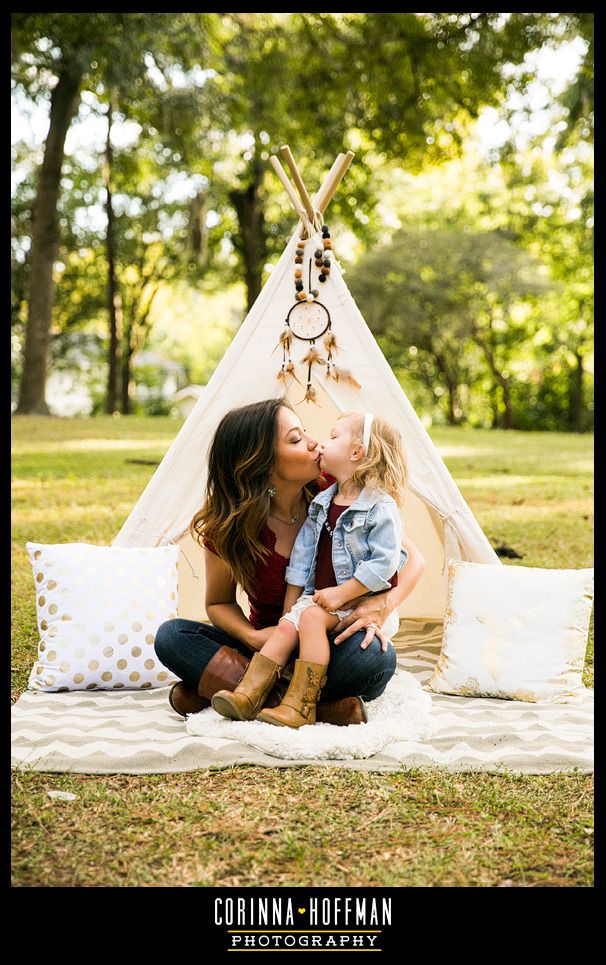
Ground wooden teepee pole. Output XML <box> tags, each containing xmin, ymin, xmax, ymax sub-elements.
<box><xmin>280</xmin><ymin>145</ymin><xmax>317</xmax><ymax>225</ymax></box>
<box><xmin>315</xmin><ymin>150</ymin><xmax>355</xmax><ymax>214</ymax></box>
<box><xmin>269</xmin><ymin>155</ymin><xmax>308</xmax><ymax>223</ymax></box>
<box><xmin>270</xmin><ymin>148</ymin><xmax>356</xmax><ymax>236</ymax></box>
<box><xmin>312</xmin><ymin>154</ymin><xmax>344</xmax><ymax>211</ymax></box>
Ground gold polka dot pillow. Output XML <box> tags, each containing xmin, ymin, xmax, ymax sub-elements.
<box><xmin>27</xmin><ymin>542</ymin><xmax>181</xmax><ymax>692</ymax></box>
<box><xmin>427</xmin><ymin>560</ymin><xmax>594</xmax><ymax>704</ymax></box>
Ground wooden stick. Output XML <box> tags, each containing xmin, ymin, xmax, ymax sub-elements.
<box><xmin>280</xmin><ymin>145</ymin><xmax>317</xmax><ymax>224</ymax></box>
<box><xmin>269</xmin><ymin>155</ymin><xmax>308</xmax><ymax>223</ymax></box>
<box><xmin>312</xmin><ymin>154</ymin><xmax>344</xmax><ymax>212</ymax></box>
<box><xmin>316</xmin><ymin>150</ymin><xmax>355</xmax><ymax>215</ymax></box>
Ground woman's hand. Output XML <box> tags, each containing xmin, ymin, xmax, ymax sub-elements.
<box><xmin>332</xmin><ymin>595</ymin><xmax>391</xmax><ymax>652</ymax></box>
<box><xmin>247</xmin><ymin>626</ymin><xmax>278</xmax><ymax>651</ymax></box>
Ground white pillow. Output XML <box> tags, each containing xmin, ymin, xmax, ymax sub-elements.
<box><xmin>26</xmin><ymin>542</ymin><xmax>181</xmax><ymax>692</ymax></box>
<box><xmin>427</xmin><ymin>559</ymin><xmax>594</xmax><ymax>704</ymax></box>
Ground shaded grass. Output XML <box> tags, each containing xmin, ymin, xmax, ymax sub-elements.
<box><xmin>11</xmin><ymin>416</ymin><xmax>594</xmax><ymax>887</ymax></box>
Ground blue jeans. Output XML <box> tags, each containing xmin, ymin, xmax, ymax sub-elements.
<box><xmin>154</xmin><ymin>619</ymin><xmax>397</xmax><ymax>703</ymax></box>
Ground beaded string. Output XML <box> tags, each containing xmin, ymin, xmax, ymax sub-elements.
<box><xmin>294</xmin><ymin>223</ymin><xmax>332</xmax><ymax>301</ymax></box>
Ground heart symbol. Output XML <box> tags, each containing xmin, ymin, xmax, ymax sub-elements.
<box><xmin>298</xmin><ymin>908</ymin><xmax>306</xmax><ymax>914</ymax></box>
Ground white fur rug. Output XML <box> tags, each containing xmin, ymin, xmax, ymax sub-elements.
<box><xmin>185</xmin><ymin>670</ymin><xmax>435</xmax><ymax>760</ymax></box>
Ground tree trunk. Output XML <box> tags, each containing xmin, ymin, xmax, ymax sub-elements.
<box><xmin>500</xmin><ymin>378</ymin><xmax>514</xmax><ymax>430</ymax></box>
<box><xmin>229</xmin><ymin>157</ymin><xmax>266</xmax><ymax>313</ymax></box>
<box><xmin>104</xmin><ymin>93</ymin><xmax>121</xmax><ymax>414</ymax></box>
<box><xmin>188</xmin><ymin>189</ymin><xmax>208</xmax><ymax>266</ymax></box>
<box><xmin>121</xmin><ymin>318</ymin><xmax>134</xmax><ymax>415</ymax></box>
<box><xmin>16</xmin><ymin>59</ymin><xmax>83</xmax><ymax>414</ymax></box>
<box><xmin>490</xmin><ymin>381</ymin><xmax>501</xmax><ymax>429</ymax></box>
<box><xmin>568</xmin><ymin>348</ymin><xmax>584</xmax><ymax>432</ymax></box>
<box><xmin>121</xmin><ymin>341</ymin><xmax>133</xmax><ymax>416</ymax></box>
<box><xmin>433</xmin><ymin>350</ymin><xmax>461</xmax><ymax>426</ymax></box>
<box><xmin>473</xmin><ymin>333</ymin><xmax>515</xmax><ymax>430</ymax></box>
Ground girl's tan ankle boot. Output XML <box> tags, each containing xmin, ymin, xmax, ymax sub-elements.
<box><xmin>257</xmin><ymin>659</ymin><xmax>328</xmax><ymax>728</ymax></box>
<box><xmin>212</xmin><ymin>651</ymin><xmax>281</xmax><ymax>721</ymax></box>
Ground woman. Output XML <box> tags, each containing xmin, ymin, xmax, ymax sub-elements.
<box><xmin>154</xmin><ymin>398</ymin><xmax>426</xmax><ymax>725</ymax></box>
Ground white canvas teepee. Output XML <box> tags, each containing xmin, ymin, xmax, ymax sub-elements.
<box><xmin>114</xmin><ymin>148</ymin><xmax>500</xmax><ymax>635</ymax></box>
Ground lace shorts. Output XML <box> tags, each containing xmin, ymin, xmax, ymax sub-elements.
<box><xmin>280</xmin><ymin>594</ymin><xmax>353</xmax><ymax>632</ymax></box>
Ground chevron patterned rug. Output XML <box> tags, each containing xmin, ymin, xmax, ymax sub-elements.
<box><xmin>11</xmin><ymin>639</ymin><xmax>593</xmax><ymax>775</ymax></box>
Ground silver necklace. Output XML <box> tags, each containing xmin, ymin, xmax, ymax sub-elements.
<box><xmin>269</xmin><ymin>507</ymin><xmax>302</xmax><ymax>526</ymax></box>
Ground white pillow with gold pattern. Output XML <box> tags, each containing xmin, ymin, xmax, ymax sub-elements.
<box><xmin>26</xmin><ymin>542</ymin><xmax>180</xmax><ymax>692</ymax></box>
<box><xmin>426</xmin><ymin>560</ymin><xmax>594</xmax><ymax>704</ymax></box>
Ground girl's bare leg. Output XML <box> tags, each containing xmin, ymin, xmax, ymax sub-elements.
<box><xmin>298</xmin><ymin>605</ymin><xmax>340</xmax><ymax>665</ymax></box>
<box><xmin>259</xmin><ymin>619</ymin><xmax>301</xmax><ymax>667</ymax></box>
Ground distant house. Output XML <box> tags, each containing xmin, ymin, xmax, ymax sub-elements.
<box><xmin>46</xmin><ymin>370</ymin><xmax>95</xmax><ymax>417</ymax></box>
<box><xmin>45</xmin><ymin>332</ymin><xmax>104</xmax><ymax>417</ymax></box>
<box><xmin>171</xmin><ymin>384</ymin><xmax>206</xmax><ymax>419</ymax></box>
<box><xmin>133</xmin><ymin>350</ymin><xmax>188</xmax><ymax>404</ymax></box>
<box><xmin>12</xmin><ymin>339</ymin><xmax>189</xmax><ymax>416</ymax></box>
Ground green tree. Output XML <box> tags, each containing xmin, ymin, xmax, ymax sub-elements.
<box><xmin>495</xmin><ymin>13</ymin><xmax>593</xmax><ymax>430</ymax></box>
<box><xmin>13</xmin><ymin>11</ymin><xmax>585</xmax><ymax>415</ymax></box>
<box><xmin>152</xmin><ymin>12</ymin><xmax>565</xmax><ymax>311</ymax></box>
<box><xmin>12</xmin><ymin>14</ymin><xmax>87</xmax><ymax>413</ymax></box>
<box><xmin>11</xmin><ymin>12</ymin><xmax>213</xmax><ymax>414</ymax></box>
<box><xmin>349</xmin><ymin>226</ymin><xmax>550</xmax><ymax>427</ymax></box>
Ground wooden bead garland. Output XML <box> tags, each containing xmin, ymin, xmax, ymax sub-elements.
<box><xmin>293</xmin><ymin>224</ymin><xmax>332</xmax><ymax>301</ymax></box>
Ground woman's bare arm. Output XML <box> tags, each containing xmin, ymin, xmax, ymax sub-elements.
<box><xmin>333</xmin><ymin>531</ymin><xmax>426</xmax><ymax>648</ymax></box>
<box><xmin>204</xmin><ymin>548</ymin><xmax>268</xmax><ymax>651</ymax></box>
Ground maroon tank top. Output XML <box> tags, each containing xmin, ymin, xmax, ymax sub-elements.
<box><xmin>314</xmin><ymin>502</ymin><xmax>348</xmax><ymax>589</ymax></box>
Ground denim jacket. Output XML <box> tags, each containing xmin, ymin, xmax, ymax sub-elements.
<box><xmin>284</xmin><ymin>483</ymin><xmax>407</xmax><ymax>595</ymax></box>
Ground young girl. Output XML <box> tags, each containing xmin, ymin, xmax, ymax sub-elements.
<box><xmin>212</xmin><ymin>410</ymin><xmax>408</xmax><ymax>728</ymax></box>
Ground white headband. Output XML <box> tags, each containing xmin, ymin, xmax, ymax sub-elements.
<box><xmin>363</xmin><ymin>412</ymin><xmax>374</xmax><ymax>452</ymax></box>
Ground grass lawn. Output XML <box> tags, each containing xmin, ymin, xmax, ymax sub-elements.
<box><xmin>11</xmin><ymin>415</ymin><xmax>594</xmax><ymax>888</ymax></box>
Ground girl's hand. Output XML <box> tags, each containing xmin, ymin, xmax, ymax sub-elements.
<box><xmin>332</xmin><ymin>595</ymin><xmax>391</xmax><ymax>652</ymax></box>
<box><xmin>312</xmin><ymin>586</ymin><xmax>348</xmax><ymax>612</ymax></box>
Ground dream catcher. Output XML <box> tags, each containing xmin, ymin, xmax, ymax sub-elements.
<box><xmin>276</xmin><ymin>223</ymin><xmax>361</xmax><ymax>403</ymax></box>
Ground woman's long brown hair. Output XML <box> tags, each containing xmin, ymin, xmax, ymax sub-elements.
<box><xmin>191</xmin><ymin>398</ymin><xmax>317</xmax><ymax>594</ymax></box>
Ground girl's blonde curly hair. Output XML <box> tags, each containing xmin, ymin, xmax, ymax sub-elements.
<box><xmin>338</xmin><ymin>411</ymin><xmax>408</xmax><ymax>508</ymax></box>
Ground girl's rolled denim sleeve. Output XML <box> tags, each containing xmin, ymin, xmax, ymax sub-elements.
<box><xmin>353</xmin><ymin>500</ymin><xmax>403</xmax><ymax>592</ymax></box>
<box><xmin>284</xmin><ymin>513</ymin><xmax>317</xmax><ymax>587</ymax></box>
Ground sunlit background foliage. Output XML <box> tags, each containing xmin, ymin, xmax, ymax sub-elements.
<box><xmin>11</xmin><ymin>12</ymin><xmax>593</xmax><ymax>430</ymax></box>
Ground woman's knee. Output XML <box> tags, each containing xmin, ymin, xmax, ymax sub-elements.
<box><xmin>154</xmin><ymin>618</ymin><xmax>186</xmax><ymax>663</ymax></box>
<box><xmin>329</xmin><ymin>630</ymin><xmax>393</xmax><ymax>672</ymax></box>
<box><xmin>360</xmin><ymin>644</ymin><xmax>397</xmax><ymax>701</ymax></box>
<box><xmin>324</xmin><ymin>631</ymin><xmax>396</xmax><ymax>699</ymax></box>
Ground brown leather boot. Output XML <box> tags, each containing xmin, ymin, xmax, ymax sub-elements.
<box><xmin>317</xmin><ymin>696</ymin><xmax>368</xmax><ymax>725</ymax></box>
<box><xmin>212</xmin><ymin>651</ymin><xmax>282</xmax><ymax>721</ymax></box>
<box><xmin>167</xmin><ymin>645</ymin><xmax>250</xmax><ymax>717</ymax></box>
<box><xmin>168</xmin><ymin>682</ymin><xmax>210</xmax><ymax>717</ymax></box>
<box><xmin>257</xmin><ymin>659</ymin><xmax>328</xmax><ymax>728</ymax></box>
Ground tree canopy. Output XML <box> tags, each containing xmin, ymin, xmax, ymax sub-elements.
<box><xmin>11</xmin><ymin>12</ymin><xmax>593</xmax><ymax>429</ymax></box>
